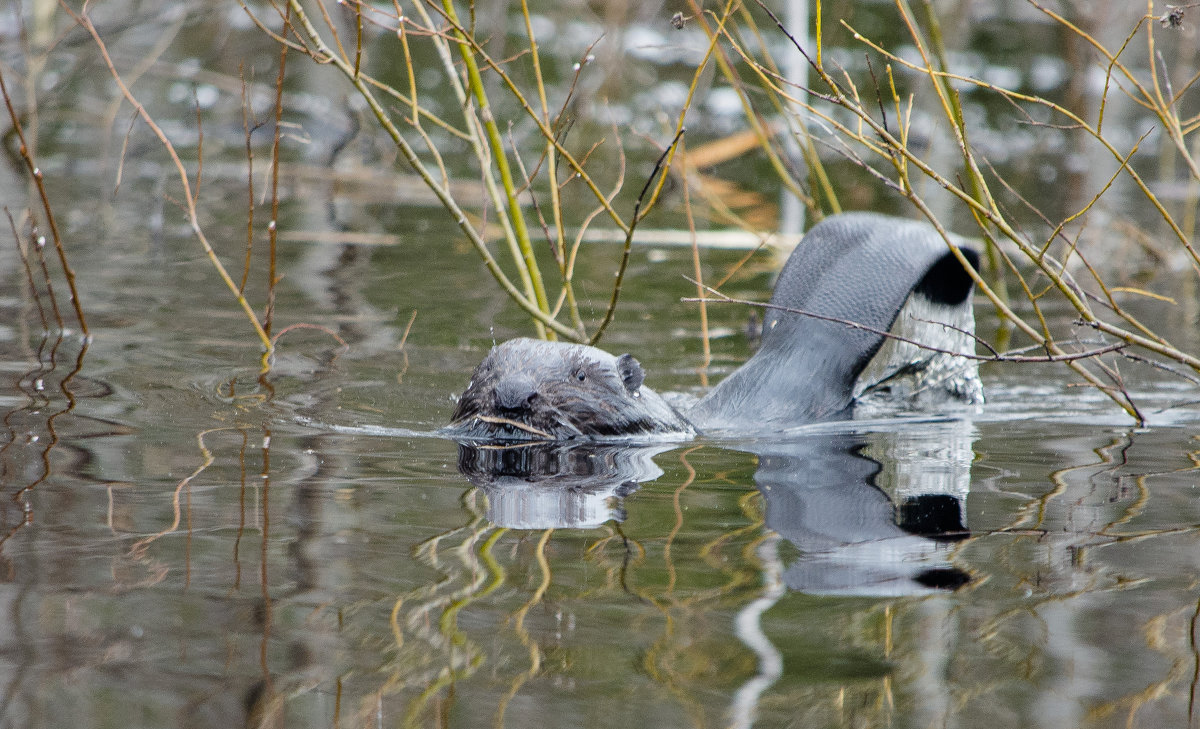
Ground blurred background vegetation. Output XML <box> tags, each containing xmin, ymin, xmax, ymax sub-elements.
<box><xmin>5</xmin><ymin>0</ymin><xmax>1200</xmax><ymax>419</ymax></box>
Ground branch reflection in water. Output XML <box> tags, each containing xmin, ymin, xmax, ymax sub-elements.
<box><xmin>0</xmin><ymin>331</ymin><xmax>96</xmax><ymax>557</ymax></box>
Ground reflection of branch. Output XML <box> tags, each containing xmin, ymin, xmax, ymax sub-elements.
<box><xmin>0</xmin><ymin>331</ymin><xmax>89</xmax><ymax>563</ymax></box>
<box><xmin>684</xmin><ymin>282</ymin><xmax>1127</xmax><ymax>364</ymax></box>
<box><xmin>1192</xmin><ymin>596</ymin><xmax>1200</xmax><ymax>727</ymax></box>
<box><xmin>639</xmin><ymin>474</ymin><xmax>764</xmax><ymax>727</ymax></box>
<box><xmin>403</xmin><ymin>525</ymin><xmax>503</xmax><ymax>725</ymax></box>
<box><xmin>496</xmin><ymin>528</ymin><xmax>553</xmax><ymax>726</ymax></box>
<box><xmin>729</xmin><ymin>533</ymin><xmax>784</xmax><ymax>729</ymax></box>
<box><xmin>232</xmin><ymin>428</ymin><xmax>249</xmax><ymax>591</ymax></box>
<box><xmin>391</xmin><ymin>495</ymin><xmax>502</xmax><ymax>725</ymax></box>
<box><xmin>666</xmin><ymin>446</ymin><xmax>703</xmax><ymax>592</ymax></box>
<box><xmin>270</xmin><ymin>323</ymin><xmax>350</xmax><ymax>357</ymax></box>
<box><xmin>128</xmin><ymin>428</ymin><xmax>231</xmax><ymax>560</ymax></box>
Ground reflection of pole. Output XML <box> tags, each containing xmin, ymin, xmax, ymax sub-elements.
<box><xmin>728</xmin><ymin>533</ymin><xmax>785</xmax><ymax>729</ymax></box>
<box><xmin>780</xmin><ymin>0</ymin><xmax>809</xmax><ymax>238</ymax></box>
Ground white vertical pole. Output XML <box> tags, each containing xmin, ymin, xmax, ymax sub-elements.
<box><xmin>779</xmin><ymin>0</ymin><xmax>810</xmax><ymax>241</ymax></box>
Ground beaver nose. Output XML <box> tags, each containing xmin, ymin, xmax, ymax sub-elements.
<box><xmin>494</xmin><ymin>374</ymin><xmax>539</xmax><ymax>412</ymax></box>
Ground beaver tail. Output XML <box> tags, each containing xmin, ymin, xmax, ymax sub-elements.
<box><xmin>687</xmin><ymin>212</ymin><xmax>980</xmax><ymax>433</ymax></box>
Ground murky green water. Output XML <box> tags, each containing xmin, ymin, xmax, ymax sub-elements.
<box><xmin>4</xmin><ymin>1</ymin><xmax>1200</xmax><ymax>728</ymax></box>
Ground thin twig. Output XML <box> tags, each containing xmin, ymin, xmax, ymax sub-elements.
<box><xmin>683</xmin><ymin>281</ymin><xmax>1126</xmax><ymax>364</ymax></box>
<box><xmin>63</xmin><ymin>2</ymin><xmax>269</xmax><ymax>355</ymax></box>
<box><xmin>0</xmin><ymin>64</ymin><xmax>88</xmax><ymax>335</ymax></box>
<box><xmin>589</xmin><ymin>128</ymin><xmax>686</xmax><ymax>345</ymax></box>
<box><xmin>6</xmin><ymin>208</ymin><xmax>48</xmax><ymax>330</ymax></box>
<box><xmin>265</xmin><ymin>4</ymin><xmax>289</xmax><ymax>342</ymax></box>
<box><xmin>238</xmin><ymin>65</ymin><xmax>257</xmax><ymax>295</ymax></box>
<box><xmin>191</xmin><ymin>87</ymin><xmax>204</xmax><ymax>208</ymax></box>
<box><xmin>278</xmin><ymin>0</ymin><xmax>579</xmax><ymax>340</ymax></box>
<box><xmin>437</xmin><ymin>0</ymin><xmax>552</xmax><ymax>337</ymax></box>
<box><xmin>27</xmin><ymin>223</ymin><xmax>63</xmax><ymax>330</ymax></box>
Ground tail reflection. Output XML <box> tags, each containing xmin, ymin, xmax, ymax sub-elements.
<box><xmin>727</xmin><ymin>422</ymin><xmax>975</xmax><ymax>728</ymax></box>
<box><xmin>754</xmin><ymin>430</ymin><xmax>972</xmax><ymax>597</ymax></box>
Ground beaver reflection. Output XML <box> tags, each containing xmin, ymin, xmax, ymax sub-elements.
<box><xmin>456</xmin><ymin>442</ymin><xmax>670</xmax><ymax>529</ymax></box>
<box><xmin>456</xmin><ymin>427</ymin><xmax>973</xmax><ymax>596</ymax></box>
<box><xmin>754</xmin><ymin>432</ymin><xmax>972</xmax><ymax>596</ymax></box>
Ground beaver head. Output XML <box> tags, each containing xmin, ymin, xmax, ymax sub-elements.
<box><xmin>445</xmin><ymin>338</ymin><xmax>693</xmax><ymax>441</ymax></box>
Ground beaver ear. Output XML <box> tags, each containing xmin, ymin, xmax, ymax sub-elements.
<box><xmin>617</xmin><ymin>354</ymin><xmax>645</xmax><ymax>394</ymax></box>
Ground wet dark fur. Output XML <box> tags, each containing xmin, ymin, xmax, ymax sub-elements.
<box><xmin>447</xmin><ymin>338</ymin><xmax>693</xmax><ymax>441</ymax></box>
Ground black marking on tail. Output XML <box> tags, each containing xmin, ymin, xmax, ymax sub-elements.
<box><xmin>915</xmin><ymin>248</ymin><xmax>979</xmax><ymax>306</ymax></box>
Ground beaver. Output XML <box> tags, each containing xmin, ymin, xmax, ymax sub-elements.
<box><xmin>447</xmin><ymin>338</ymin><xmax>695</xmax><ymax>440</ymax></box>
<box><xmin>445</xmin><ymin>212</ymin><xmax>983</xmax><ymax>441</ymax></box>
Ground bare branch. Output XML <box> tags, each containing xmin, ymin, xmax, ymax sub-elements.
<box><xmin>683</xmin><ymin>281</ymin><xmax>1127</xmax><ymax>364</ymax></box>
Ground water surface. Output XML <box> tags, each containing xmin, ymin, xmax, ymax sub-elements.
<box><xmin>3</xmin><ymin>1</ymin><xmax>1200</xmax><ymax>727</ymax></box>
